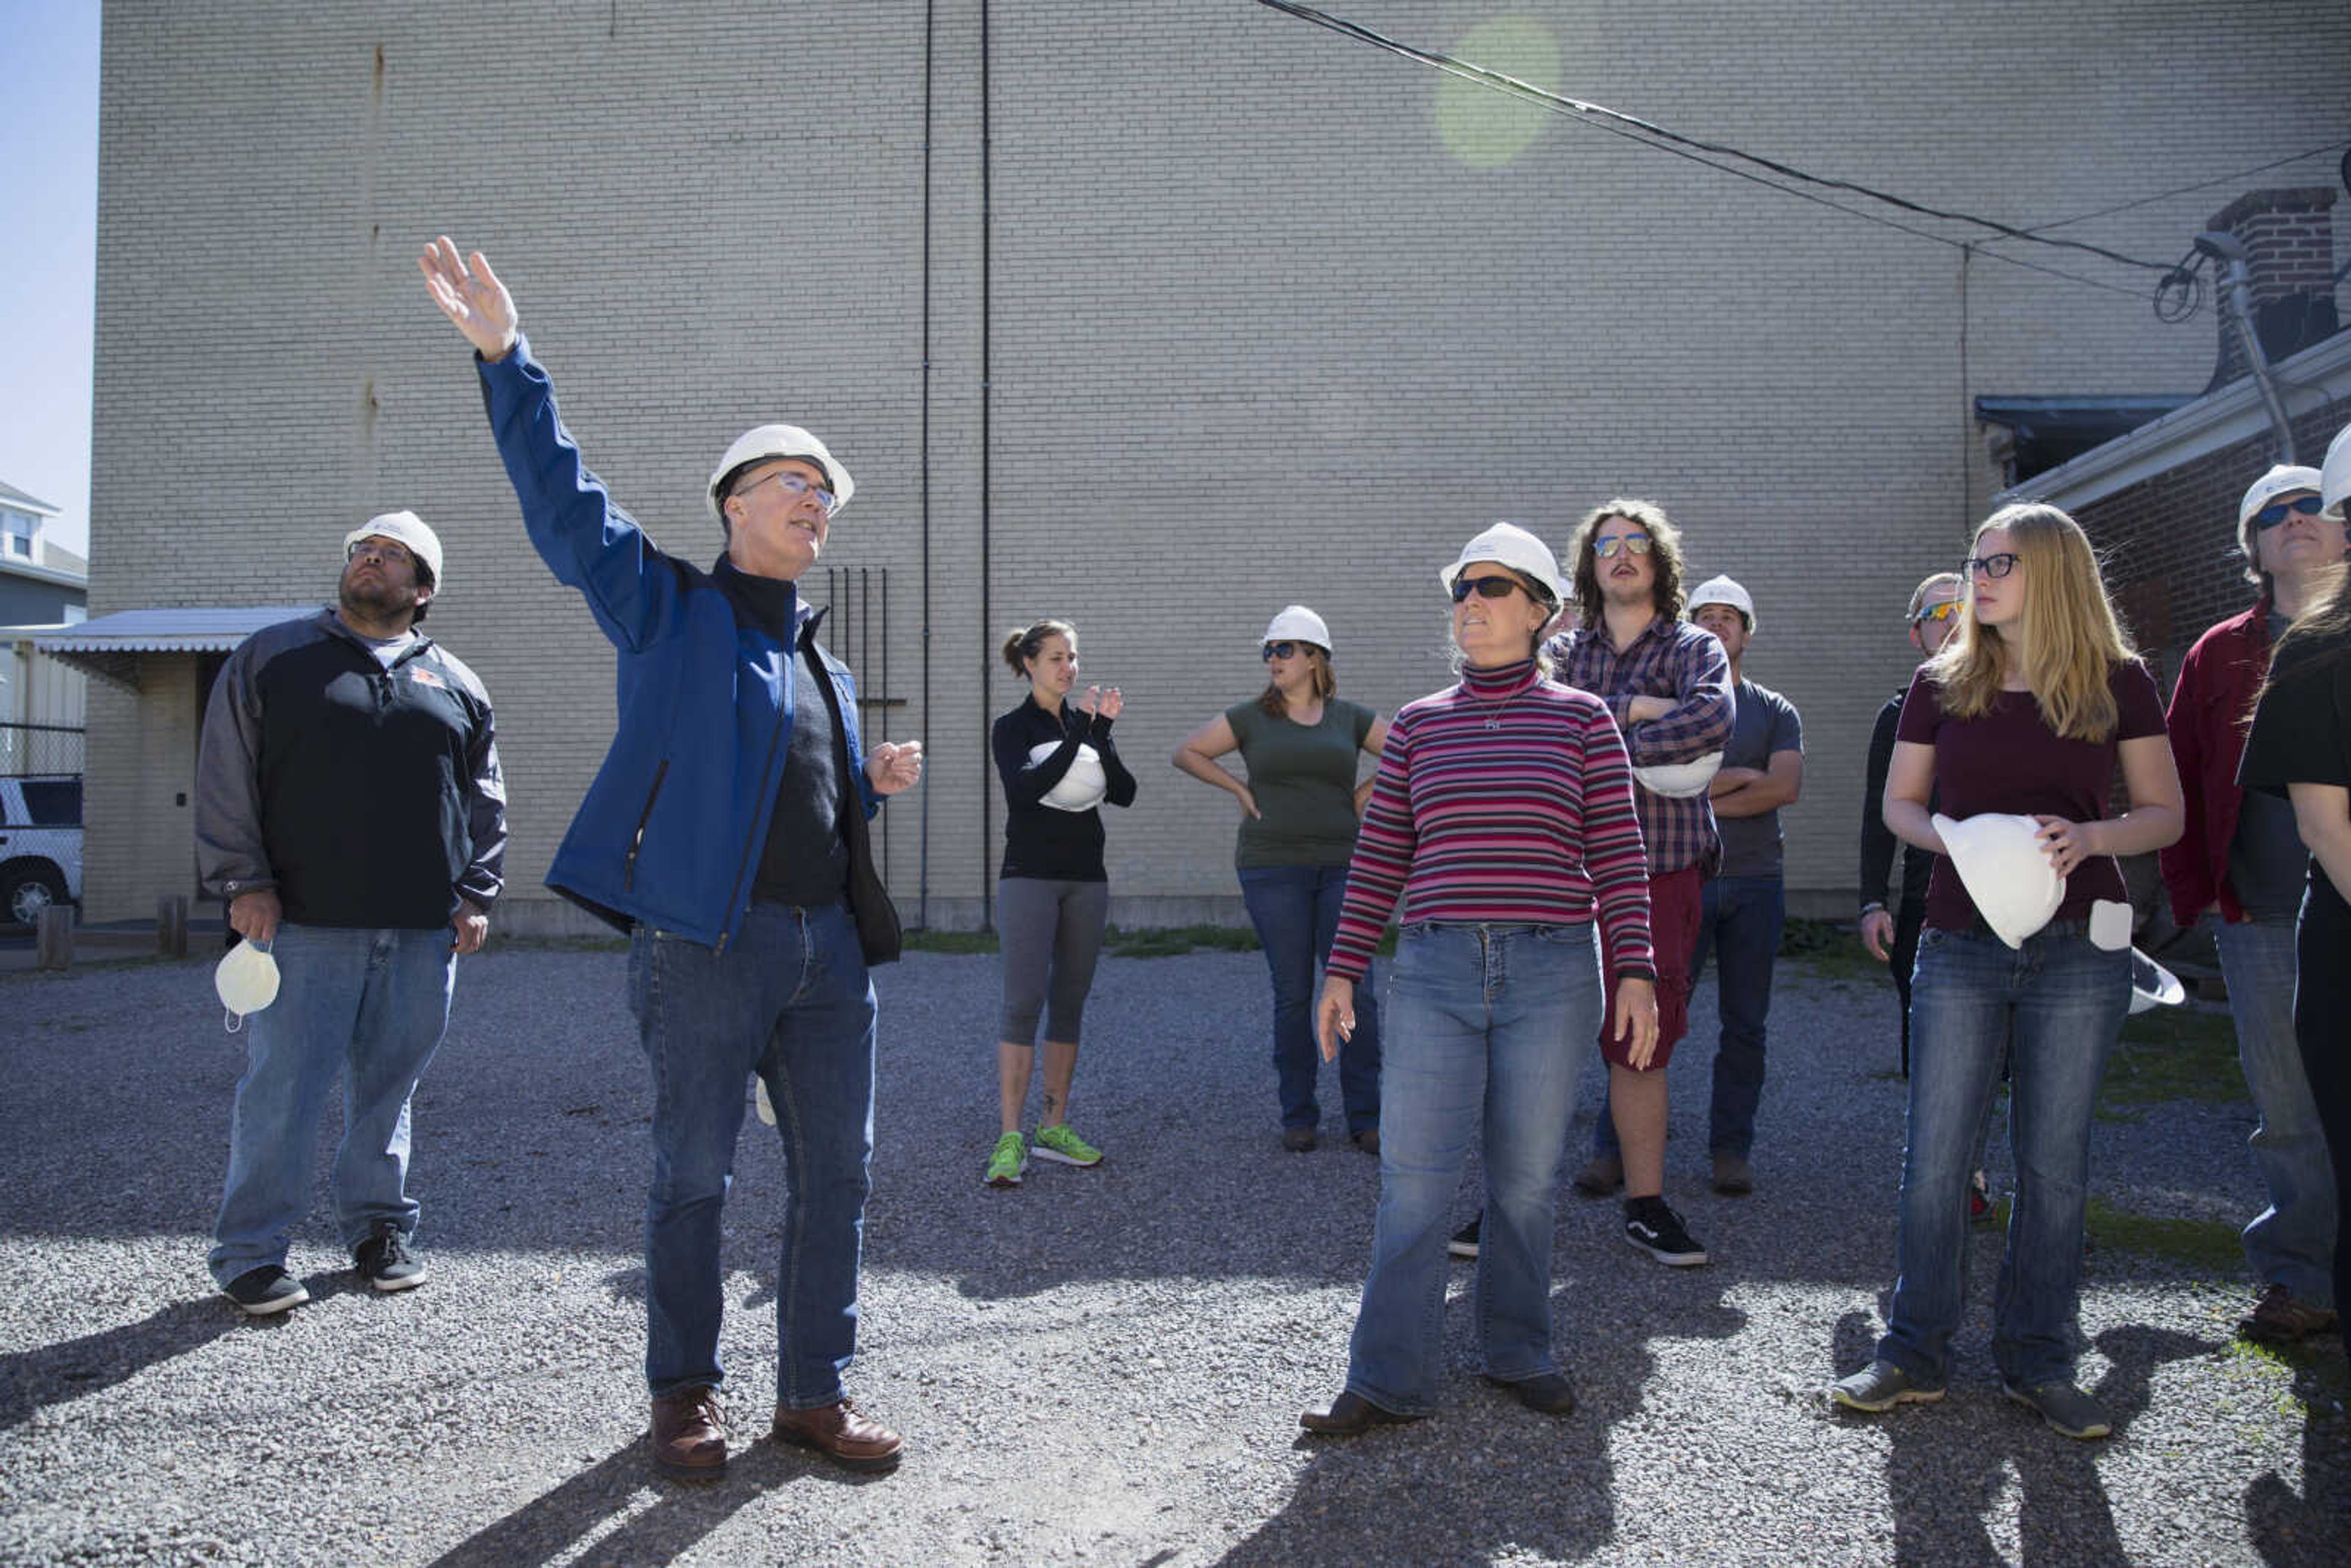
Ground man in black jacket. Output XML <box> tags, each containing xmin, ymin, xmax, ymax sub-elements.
<box><xmin>197</xmin><ymin>510</ymin><xmax>505</xmax><ymax>1316</ymax></box>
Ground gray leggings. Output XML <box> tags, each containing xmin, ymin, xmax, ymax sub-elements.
<box><xmin>997</xmin><ymin>877</ymin><xmax>1111</xmax><ymax>1045</ymax></box>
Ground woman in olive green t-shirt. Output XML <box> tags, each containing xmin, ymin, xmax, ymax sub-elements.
<box><xmin>1173</xmin><ymin>606</ymin><xmax>1389</xmax><ymax>1153</ymax></box>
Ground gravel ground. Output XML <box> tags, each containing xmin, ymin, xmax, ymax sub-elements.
<box><xmin>0</xmin><ymin>943</ymin><xmax>2344</xmax><ymax>1566</ymax></box>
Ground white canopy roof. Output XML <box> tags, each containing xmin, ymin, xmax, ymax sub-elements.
<box><xmin>32</xmin><ymin>606</ymin><xmax>321</xmax><ymax>689</ymax></box>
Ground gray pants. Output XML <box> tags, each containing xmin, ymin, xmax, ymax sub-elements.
<box><xmin>998</xmin><ymin>877</ymin><xmax>1110</xmax><ymax>1045</ymax></box>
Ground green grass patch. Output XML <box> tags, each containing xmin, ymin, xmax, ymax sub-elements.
<box><xmin>902</xmin><ymin>928</ymin><xmax>1002</xmax><ymax>955</ymax></box>
<box><xmin>1104</xmin><ymin>924</ymin><xmax>1261</xmax><ymax>958</ymax></box>
<box><xmin>2083</xmin><ymin>1195</ymin><xmax>2244</xmax><ymax>1275</ymax></box>
<box><xmin>2098</xmin><ymin>1005</ymin><xmax>2243</xmax><ymax>1116</ymax></box>
<box><xmin>1778</xmin><ymin>915</ymin><xmax>1887</xmax><ymax>984</ymax></box>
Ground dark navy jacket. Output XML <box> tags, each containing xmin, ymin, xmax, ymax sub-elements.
<box><xmin>196</xmin><ymin>609</ymin><xmax>506</xmax><ymax>928</ymax></box>
<box><xmin>476</xmin><ymin>333</ymin><xmax>877</xmax><ymax>950</ymax></box>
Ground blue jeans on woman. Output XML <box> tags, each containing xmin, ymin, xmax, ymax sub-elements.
<box><xmin>1343</xmin><ymin>923</ymin><xmax>1599</xmax><ymax>1413</ymax></box>
<box><xmin>1878</xmin><ymin>923</ymin><xmax>2129</xmax><ymax>1388</ymax></box>
<box><xmin>209</xmin><ymin>923</ymin><xmax>457</xmax><ymax>1286</ymax></box>
<box><xmin>1239</xmin><ymin>863</ymin><xmax>1381</xmax><ymax>1135</ymax></box>
<box><xmin>628</xmin><ymin>900</ymin><xmax>877</xmax><ymax>1409</ymax></box>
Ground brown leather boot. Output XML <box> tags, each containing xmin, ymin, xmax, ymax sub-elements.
<box><xmin>650</xmin><ymin>1386</ymin><xmax>727</xmax><ymax>1480</ymax></box>
<box><xmin>771</xmin><ymin>1397</ymin><xmax>904</xmax><ymax>1472</ymax></box>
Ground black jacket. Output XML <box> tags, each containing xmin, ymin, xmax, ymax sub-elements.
<box><xmin>197</xmin><ymin>609</ymin><xmax>506</xmax><ymax>928</ymax></box>
<box><xmin>992</xmin><ymin>696</ymin><xmax>1137</xmax><ymax>882</ymax></box>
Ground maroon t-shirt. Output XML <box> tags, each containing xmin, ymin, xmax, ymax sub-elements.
<box><xmin>1895</xmin><ymin>659</ymin><xmax>2165</xmax><ymax>932</ymax></box>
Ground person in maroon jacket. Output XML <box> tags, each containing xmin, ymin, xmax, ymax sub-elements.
<box><xmin>2159</xmin><ymin>463</ymin><xmax>2342</xmax><ymax>1345</ymax></box>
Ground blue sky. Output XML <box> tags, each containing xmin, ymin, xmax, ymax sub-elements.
<box><xmin>0</xmin><ymin>2</ymin><xmax>99</xmax><ymax>560</ymax></box>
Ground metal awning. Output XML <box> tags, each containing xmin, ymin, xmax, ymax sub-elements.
<box><xmin>32</xmin><ymin>606</ymin><xmax>321</xmax><ymax>691</ymax></box>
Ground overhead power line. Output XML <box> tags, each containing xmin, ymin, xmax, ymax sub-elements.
<box><xmin>1250</xmin><ymin>0</ymin><xmax>2285</xmax><ymax>308</ymax></box>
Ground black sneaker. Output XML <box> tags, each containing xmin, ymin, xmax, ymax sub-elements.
<box><xmin>1622</xmin><ymin>1197</ymin><xmax>1708</xmax><ymax>1267</ymax></box>
<box><xmin>1447</xmin><ymin>1214</ymin><xmax>1481</xmax><ymax>1260</ymax></box>
<box><xmin>353</xmin><ymin>1220</ymin><xmax>427</xmax><ymax>1292</ymax></box>
<box><xmin>222</xmin><ymin>1264</ymin><xmax>309</xmax><ymax>1316</ymax></box>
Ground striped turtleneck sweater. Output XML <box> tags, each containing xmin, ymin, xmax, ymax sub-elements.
<box><xmin>1325</xmin><ymin>657</ymin><xmax>1655</xmax><ymax>983</ymax></box>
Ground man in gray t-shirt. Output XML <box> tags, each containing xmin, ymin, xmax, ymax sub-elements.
<box><xmin>1686</xmin><ymin>577</ymin><xmax>1804</xmax><ymax>1195</ymax></box>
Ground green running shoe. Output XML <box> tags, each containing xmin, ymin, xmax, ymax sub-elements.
<box><xmin>1032</xmin><ymin>1123</ymin><xmax>1104</xmax><ymax>1168</ymax></box>
<box><xmin>983</xmin><ymin>1131</ymin><xmax>1029</xmax><ymax>1187</ymax></box>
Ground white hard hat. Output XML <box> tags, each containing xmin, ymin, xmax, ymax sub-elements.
<box><xmin>707</xmin><ymin>424</ymin><xmax>855</xmax><ymax>523</ymax></box>
<box><xmin>2128</xmin><ymin>948</ymin><xmax>2185</xmax><ymax>1015</ymax></box>
<box><xmin>215</xmin><ymin>938</ymin><xmax>280</xmax><ymax>1023</ymax></box>
<box><xmin>1687</xmin><ymin>574</ymin><xmax>1755</xmax><ymax>625</ymax></box>
<box><xmin>1441</xmin><ymin>522</ymin><xmax>1566</xmax><ymax>607</ymax></box>
<box><xmin>1932</xmin><ymin>812</ymin><xmax>2066</xmax><ymax>948</ymax></box>
<box><xmin>1633</xmin><ymin>751</ymin><xmax>1724</xmax><ymax>798</ymax></box>
<box><xmin>1030</xmin><ymin>741</ymin><xmax>1108</xmax><ymax>812</ymax></box>
<box><xmin>2238</xmin><ymin>463</ymin><xmax>2324</xmax><ymax>530</ymax></box>
<box><xmin>2320</xmin><ymin>422</ymin><xmax>2351</xmax><ymax>522</ymax></box>
<box><xmin>343</xmin><ymin>511</ymin><xmax>444</xmax><ymax>587</ymax></box>
<box><xmin>1264</xmin><ymin>604</ymin><xmax>1333</xmax><ymax>655</ymax></box>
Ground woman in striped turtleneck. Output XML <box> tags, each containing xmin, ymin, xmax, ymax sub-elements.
<box><xmin>1301</xmin><ymin>521</ymin><xmax>1657</xmax><ymax>1437</ymax></box>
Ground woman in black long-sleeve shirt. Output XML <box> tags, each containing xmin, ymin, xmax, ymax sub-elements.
<box><xmin>984</xmin><ymin>619</ymin><xmax>1138</xmax><ymax>1188</ymax></box>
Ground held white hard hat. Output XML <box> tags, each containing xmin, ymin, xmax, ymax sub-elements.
<box><xmin>1932</xmin><ymin>812</ymin><xmax>2066</xmax><ymax>948</ymax></box>
<box><xmin>1633</xmin><ymin>751</ymin><xmax>1725</xmax><ymax>798</ymax></box>
<box><xmin>1264</xmin><ymin>604</ymin><xmax>1333</xmax><ymax>655</ymax></box>
<box><xmin>2128</xmin><ymin>948</ymin><xmax>2186</xmax><ymax>1015</ymax></box>
<box><xmin>216</xmin><ymin>938</ymin><xmax>280</xmax><ymax>1030</ymax></box>
<box><xmin>707</xmin><ymin>425</ymin><xmax>855</xmax><ymax>523</ymax></box>
<box><xmin>1686</xmin><ymin>574</ymin><xmax>1755</xmax><ymax>626</ymax></box>
<box><xmin>2319</xmin><ymin>422</ymin><xmax>2351</xmax><ymax>522</ymax></box>
<box><xmin>1030</xmin><ymin>741</ymin><xmax>1108</xmax><ymax>812</ymax></box>
<box><xmin>342</xmin><ymin>511</ymin><xmax>444</xmax><ymax>587</ymax></box>
<box><xmin>1440</xmin><ymin>522</ymin><xmax>1566</xmax><ymax>608</ymax></box>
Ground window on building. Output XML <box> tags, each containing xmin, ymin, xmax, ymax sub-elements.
<box><xmin>1</xmin><ymin>511</ymin><xmax>33</xmax><ymax>559</ymax></box>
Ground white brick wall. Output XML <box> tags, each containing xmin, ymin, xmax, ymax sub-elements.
<box><xmin>84</xmin><ymin>0</ymin><xmax>2351</xmax><ymax>926</ymax></box>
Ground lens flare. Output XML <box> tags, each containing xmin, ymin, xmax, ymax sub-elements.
<box><xmin>1434</xmin><ymin>17</ymin><xmax>1560</xmax><ymax>168</ymax></box>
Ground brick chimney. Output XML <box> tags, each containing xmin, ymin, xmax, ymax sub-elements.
<box><xmin>2207</xmin><ymin>186</ymin><xmax>2338</xmax><ymax>387</ymax></box>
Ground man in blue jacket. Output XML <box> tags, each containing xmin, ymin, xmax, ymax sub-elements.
<box><xmin>422</xmin><ymin>238</ymin><xmax>925</xmax><ymax>1480</ymax></box>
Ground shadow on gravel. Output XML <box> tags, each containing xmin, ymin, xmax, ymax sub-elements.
<box><xmin>2245</xmin><ymin>1353</ymin><xmax>2351</xmax><ymax>1568</ymax></box>
<box><xmin>0</xmin><ymin>1297</ymin><xmax>239</xmax><ymax>1430</ymax></box>
<box><xmin>1216</xmin><ymin>1276</ymin><xmax>1745</xmax><ymax>1564</ymax></box>
<box><xmin>423</xmin><ymin>1434</ymin><xmax>888</xmax><ymax>1568</ymax></box>
<box><xmin>1861</xmin><ymin>1320</ymin><xmax>2216</xmax><ymax>1565</ymax></box>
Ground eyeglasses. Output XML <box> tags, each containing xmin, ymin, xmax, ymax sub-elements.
<box><xmin>347</xmin><ymin>539</ymin><xmax>414</xmax><ymax>567</ymax></box>
<box><xmin>1450</xmin><ymin>574</ymin><xmax>1529</xmax><ymax>604</ymax></box>
<box><xmin>735</xmin><ymin>467</ymin><xmax>838</xmax><ymax>514</ymax></box>
<box><xmin>2252</xmin><ymin>495</ymin><xmax>2325</xmax><ymax>530</ymax></box>
<box><xmin>1594</xmin><ymin>534</ymin><xmax>1654</xmax><ymax>560</ymax></box>
<box><xmin>1911</xmin><ymin>600</ymin><xmax>1960</xmax><ymax>626</ymax></box>
<box><xmin>1262</xmin><ymin>640</ymin><xmax>1307</xmax><ymax>661</ymax></box>
<box><xmin>1962</xmin><ymin>553</ymin><xmax>2020</xmax><ymax>580</ymax></box>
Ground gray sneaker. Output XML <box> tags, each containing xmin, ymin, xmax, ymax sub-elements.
<box><xmin>1830</xmin><ymin>1359</ymin><xmax>1944</xmax><ymax>1412</ymax></box>
<box><xmin>2001</xmin><ymin>1378</ymin><xmax>2112</xmax><ymax>1439</ymax></box>
<box><xmin>222</xmin><ymin>1264</ymin><xmax>309</xmax><ymax>1317</ymax></box>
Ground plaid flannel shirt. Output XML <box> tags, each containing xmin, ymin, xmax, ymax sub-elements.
<box><xmin>1548</xmin><ymin>616</ymin><xmax>1733</xmax><ymax>876</ymax></box>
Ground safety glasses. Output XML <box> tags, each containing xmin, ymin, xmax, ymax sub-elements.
<box><xmin>1450</xmin><ymin>574</ymin><xmax>1528</xmax><ymax>604</ymax></box>
<box><xmin>2252</xmin><ymin>495</ymin><xmax>2325</xmax><ymax>530</ymax></box>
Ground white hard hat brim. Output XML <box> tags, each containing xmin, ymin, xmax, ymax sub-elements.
<box><xmin>1932</xmin><ymin>812</ymin><xmax>2066</xmax><ymax>948</ymax></box>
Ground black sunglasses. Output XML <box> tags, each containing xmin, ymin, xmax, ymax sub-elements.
<box><xmin>1261</xmin><ymin>640</ymin><xmax>1312</xmax><ymax>661</ymax></box>
<box><xmin>1450</xmin><ymin>574</ymin><xmax>1529</xmax><ymax>604</ymax></box>
<box><xmin>2252</xmin><ymin>495</ymin><xmax>2325</xmax><ymax>531</ymax></box>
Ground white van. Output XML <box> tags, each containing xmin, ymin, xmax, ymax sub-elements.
<box><xmin>1</xmin><ymin>776</ymin><xmax>83</xmax><ymax>926</ymax></box>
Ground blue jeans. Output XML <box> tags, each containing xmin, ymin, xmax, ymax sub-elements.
<box><xmin>1688</xmin><ymin>873</ymin><xmax>1785</xmax><ymax>1157</ymax></box>
<box><xmin>209</xmin><ymin>923</ymin><xmax>457</xmax><ymax>1286</ymax></box>
<box><xmin>628</xmin><ymin>901</ymin><xmax>877</xmax><ymax>1408</ymax></box>
<box><xmin>1344</xmin><ymin>923</ymin><xmax>1600</xmax><ymax>1413</ymax></box>
<box><xmin>1238</xmin><ymin>863</ymin><xmax>1381</xmax><ymax>1134</ymax></box>
<box><xmin>1879</xmin><ymin>923</ymin><xmax>2129</xmax><ymax>1387</ymax></box>
<box><xmin>2214</xmin><ymin>917</ymin><xmax>2337</xmax><ymax>1307</ymax></box>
